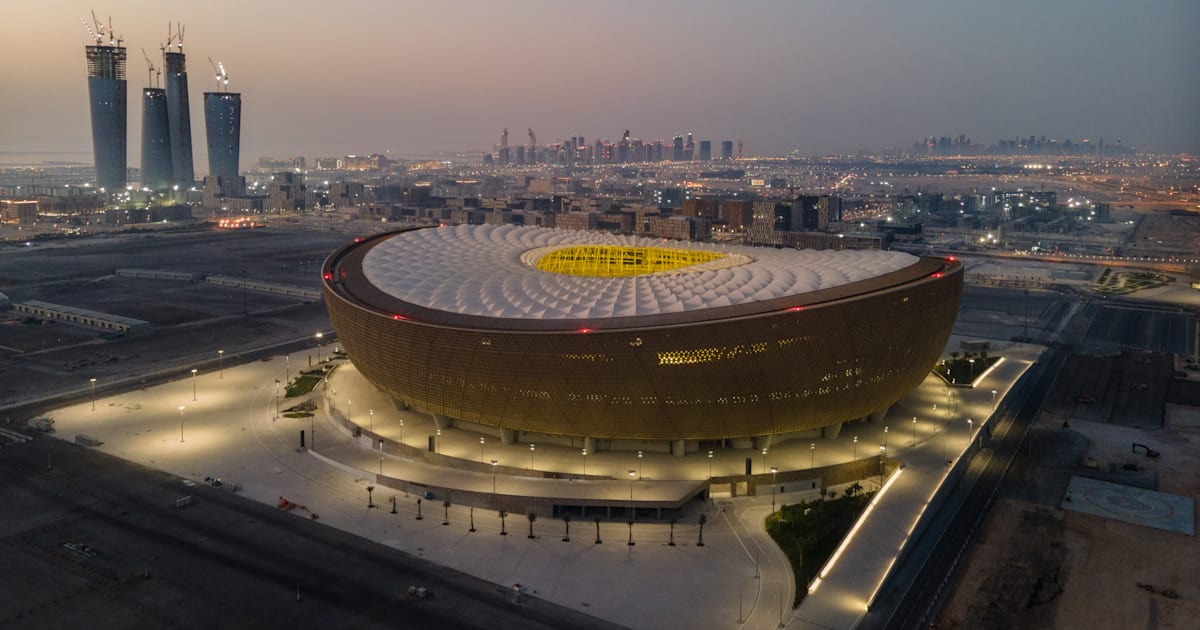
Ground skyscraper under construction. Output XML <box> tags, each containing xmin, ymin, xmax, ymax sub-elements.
<box><xmin>204</xmin><ymin>91</ymin><xmax>241</xmax><ymax>179</ymax></box>
<box><xmin>141</xmin><ymin>84</ymin><xmax>172</xmax><ymax>190</ymax></box>
<box><xmin>83</xmin><ymin>15</ymin><xmax>127</xmax><ymax>191</ymax></box>
<box><xmin>163</xmin><ymin>27</ymin><xmax>194</xmax><ymax>187</ymax></box>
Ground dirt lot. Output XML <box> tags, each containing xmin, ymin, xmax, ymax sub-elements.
<box><xmin>938</xmin><ymin>368</ymin><xmax>1200</xmax><ymax>629</ymax></box>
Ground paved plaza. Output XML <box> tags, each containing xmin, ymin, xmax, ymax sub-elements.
<box><xmin>43</xmin><ymin>336</ymin><xmax>1043</xmax><ymax>629</ymax></box>
<box><xmin>1062</xmin><ymin>475</ymin><xmax>1195</xmax><ymax>536</ymax></box>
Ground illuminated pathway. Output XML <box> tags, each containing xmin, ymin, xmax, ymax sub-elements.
<box><xmin>44</xmin><ymin>337</ymin><xmax>1042</xmax><ymax>630</ymax></box>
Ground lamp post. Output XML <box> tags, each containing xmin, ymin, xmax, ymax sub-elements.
<box><xmin>810</xmin><ymin>443</ymin><xmax>815</xmax><ymax>469</ymax></box>
<box><xmin>369</xmin><ymin>409</ymin><xmax>374</xmax><ymax>432</ymax></box>
<box><xmin>707</xmin><ymin>450</ymin><xmax>714</xmax><ymax>478</ymax></box>
<box><xmin>491</xmin><ymin>459</ymin><xmax>498</xmax><ymax>494</ymax></box>
<box><xmin>177</xmin><ymin>405</ymin><xmax>185</xmax><ymax>442</ymax></box>
<box><xmin>435</xmin><ymin>428</ymin><xmax>441</xmax><ymax>454</ymax></box>
<box><xmin>968</xmin><ymin>418</ymin><xmax>974</xmax><ymax>448</ymax></box>
<box><xmin>315</xmin><ymin>332</ymin><xmax>323</xmax><ymax>363</ymax></box>
<box><xmin>992</xmin><ymin>389</ymin><xmax>998</xmax><ymax>411</ymax></box>
<box><xmin>399</xmin><ymin>419</ymin><xmax>404</xmax><ymax>445</ymax></box>
<box><xmin>883</xmin><ymin>426</ymin><xmax>888</xmax><ymax>450</ymax></box>
<box><xmin>969</xmin><ymin>358</ymin><xmax>976</xmax><ymax>381</ymax></box>
<box><xmin>529</xmin><ymin>443</ymin><xmax>535</xmax><ymax>469</ymax></box>
<box><xmin>637</xmin><ymin>450</ymin><xmax>643</xmax><ymax>478</ymax></box>
<box><xmin>761</xmin><ymin>448</ymin><xmax>768</xmax><ymax>474</ymax></box>
<box><xmin>879</xmin><ymin>445</ymin><xmax>886</xmax><ymax>487</ymax></box>
<box><xmin>89</xmin><ymin>378</ymin><xmax>97</xmax><ymax>411</ymax></box>
<box><xmin>770</xmin><ymin>466</ymin><xmax>778</xmax><ymax>512</ymax></box>
<box><xmin>285</xmin><ymin>354</ymin><xmax>290</xmax><ymax>384</ymax></box>
<box><xmin>628</xmin><ymin>470</ymin><xmax>637</xmax><ymax>546</ymax></box>
<box><xmin>347</xmin><ymin>399</ymin><xmax>352</xmax><ymax>423</ymax></box>
<box><xmin>218</xmin><ymin>349</ymin><xmax>224</xmax><ymax>379</ymax></box>
<box><xmin>479</xmin><ymin>436</ymin><xmax>485</xmax><ymax>463</ymax></box>
<box><xmin>379</xmin><ymin>456</ymin><xmax>383</xmax><ymax>476</ymax></box>
<box><xmin>853</xmin><ymin>435</ymin><xmax>859</xmax><ymax>459</ymax></box>
<box><xmin>912</xmin><ymin>416</ymin><xmax>918</xmax><ymax>446</ymax></box>
<box><xmin>190</xmin><ymin>368</ymin><xmax>198</xmax><ymax>401</ymax></box>
<box><xmin>581</xmin><ymin>448</ymin><xmax>588</xmax><ymax>476</ymax></box>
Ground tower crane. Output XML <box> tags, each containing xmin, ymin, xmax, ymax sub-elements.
<box><xmin>208</xmin><ymin>57</ymin><xmax>229</xmax><ymax>91</ymax></box>
<box><xmin>142</xmin><ymin>49</ymin><xmax>160</xmax><ymax>88</ymax></box>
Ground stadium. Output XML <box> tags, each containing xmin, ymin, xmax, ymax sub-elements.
<box><xmin>321</xmin><ymin>225</ymin><xmax>962</xmax><ymax>449</ymax></box>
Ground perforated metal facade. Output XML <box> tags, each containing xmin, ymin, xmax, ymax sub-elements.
<box><xmin>323</xmin><ymin>229</ymin><xmax>962</xmax><ymax>440</ymax></box>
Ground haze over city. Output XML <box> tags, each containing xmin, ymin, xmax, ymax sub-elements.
<box><xmin>3</xmin><ymin>0</ymin><xmax>1199</xmax><ymax>169</ymax></box>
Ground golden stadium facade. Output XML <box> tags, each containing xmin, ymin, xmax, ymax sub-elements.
<box><xmin>322</xmin><ymin>225</ymin><xmax>962</xmax><ymax>441</ymax></box>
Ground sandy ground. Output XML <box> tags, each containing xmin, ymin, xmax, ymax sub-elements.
<box><xmin>937</xmin><ymin>384</ymin><xmax>1200</xmax><ymax>629</ymax></box>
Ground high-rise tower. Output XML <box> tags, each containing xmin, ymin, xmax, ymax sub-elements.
<box><xmin>83</xmin><ymin>15</ymin><xmax>127</xmax><ymax>191</ymax></box>
<box><xmin>163</xmin><ymin>25</ymin><xmax>194</xmax><ymax>187</ymax></box>
<box><xmin>204</xmin><ymin>91</ymin><xmax>241</xmax><ymax>178</ymax></box>
<box><xmin>141</xmin><ymin>87</ymin><xmax>172</xmax><ymax>189</ymax></box>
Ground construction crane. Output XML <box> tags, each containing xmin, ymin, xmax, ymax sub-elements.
<box><xmin>207</xmin><ymin>57</ymin><xmax>229</xmax><ymax>91</ymax></box>
<box><xmin>141</xmin><ymin>49</ymin><xmax>160</xmax><ymax>87</ymax></box>
<box><xmin>82</xmin><ymin>11</ymin><xmax>121</xmax><ymax>47</ymax></box>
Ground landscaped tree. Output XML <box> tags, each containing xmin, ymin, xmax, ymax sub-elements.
<box><xmin>562</xmin><ymin>514</ymin><xmax>571</xmax><ymax>542</ymax></box>
<box><xmin>527</xmin><ymin>512</ymin><xmax>537</xmax><ymax>539</ymax></box>
<box><xmin>697</xmin><ymin>513</ymin><xmax>707</xmax><ymax>547</ymax></box>
<box><xmin>442</xmin><ymin>500</ymin><xmax>451</xmax><ymax>525</ymax></box>
<box><xmin>593</xmin><ymin>514</ymin><xmax>602</xmax><ymax>544</ymax></box>
<box><xmin>668</xmin><ymin>516</ymin><xmax>678</xmax><ymax>546</ymax></box>
<box><xmin>499</xmin><ymin>510</ymin><xmax>508</xmax><ymax>535</ymax></box>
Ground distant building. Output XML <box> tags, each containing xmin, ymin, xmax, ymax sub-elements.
<box><xmin>204</xmin><ymin>92</ymin><xmax>242</xmax><ymax>178</ymax></box>
<box><xmin>0</xmin><ymin>200</ymin><xmax>38</xmax><ymax>224</ymax></box>
<box><xmin>266</xmin><ymin>172</ymin><xmax>309</xmax><ymax>212</ymax></box>
<box><xmin>698</xmin><ymin>140</ymin><xmax>711</xmax><ymax>161</ymax></box>
<box><xmin>721</xmin><ymin>140</ymin><xmax>734</xmax><ymax>160</ymax></box>
<box><xmin>140</xmin><ymin>88</ymin><xmax>172</xmax><ymax>190</ymax></box>
<box><xmin>85</xmin><ymin>40</ymin><xmax>127</xmax><ymax>190</ymax></box>
<box><xmin>163</xmin><ymin>50</ymin><xmax>195</xmax><ymax>186</ymax></box>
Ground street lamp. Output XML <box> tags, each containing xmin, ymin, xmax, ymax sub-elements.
<box><xmin>969</xmin><ymin>358</ymin><xmax>976</xmax><ymax>381</ymax></box>
<box><xmin>190</xmin><ymin>368</ymin><xmax>198</xmax><ymax>401</ymax></box>
<box><xmin>913</xmin><ymin>416</ymin><xmax>918</xmax><ymax>446</ymax></box>
<box><xmin>810</xmin><ymin>443</ymin><xmax>815</xmax><ymax>469</ymax></box>
<box><xmin>761</xmin><ymin>448</ymin><xmax>768</xmax><ymax>474</ymax></box>
<box><xmin>435</xmin><ymin>428</ymin><xmax>441</xmax><ymax>453</ymax></box>
<box><xmin>369</xmin><ymin>409</ymin><xmax>374</xmax><ymax>432</ymax></box>
<box><xmin>491</xmin><ymin>459</ymin><xmax>498</xmax><ymax>493</ymax></box>
<box><xmin>853</xmin><ymin>435</ymin><xmax>859</xmax><ymax>459</ymax></box>
<box><xmin>707</xmin><ymin>450</ymin><xmax>714</xmax><ymax>478</ymax></box>
<box><xmin>315</xmin><ymin>332</ymin><xmax>324</xmax><ymax>363</ymax></box>
<box><xmin>529</xmin><ymin>443</ymin><xmax>535</xmax><ymax>469</ymax></box>
<box><xmin>285</xmin><ymin>354</ymin><xmax>290</xmax><ymax>383</ymax></box>
<box><xmin>89</xmin><ymin>378</ymin><xmax>97</xmax><ymax>411</ymax></box>
<box><xmin>178</xmin><ymin>405</ymin><xmax>185</xmax><ymax>442</ymax></box>
<box><xmin>770</xmin><ymin>466</ymin><xmax>778</xmax><ymax>512</ymax></box>
<box><xmin>218</xmin><ymin>349</ymin><xmax>224</xmax><ymax>379</ymax></box>
<box><xmin>879</xmin><ymin>445</ymin><xmax>886</xmax><ymax>487</ymax></box>
<box><xmin>883</xmin><ymin>426</ymin><xmax>888</xmax><ymax>450</ymax></box>
<box><xmin>399</xmin><ymin>418</ymin><xmax>404</xmax><ymax>445</ymax></box>
<box><xmin>581</xmin><ymin>448</ymin><xmax>588</xmax><ymax>476</ymax></box>
<box><xmin>968</xmin><ymin>418</ymin><xmax>974</xmax><ymax>447</ymax></box>
<box><xmin>347</xmin><ymin>399</ymin><xmax>352</xmax><ymax>423</ymax></box>
<box><xmin>637</xmin><ymin>450</ymin><xmax>643</xmax><ymax>478</ymax></box>
<box><xmin>992</xmin><ymin>389</ymin><xmax>998</xmax><ymax>411</ymax></box>
<box><xmin>479</xmin><ymin>436</ymin><xmax>485</xmax><ymax>463</ymax></box>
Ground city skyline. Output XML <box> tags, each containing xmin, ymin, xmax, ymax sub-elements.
<box><xmin>2</xmin><ymin>1</ymin><xmax>1198</xmax><ymax>175</ymax></box>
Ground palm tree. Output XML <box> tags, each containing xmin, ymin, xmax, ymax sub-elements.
<box><xmin>442</xmin><ymin>500</ymin><xmax>451</xmax><ymax>525</ymax></box>
<box><xmin>697</xmin><ymin>513</ymin><xmax>707</xmax><ymax>547</ymax></box>
<box><xmin>499</xmin><ymin>510</ymin><xmax>508</xmax><ymax>535</ymax></box>
<box><xmin>626</xmin><ymin>518</ymin><xmax>635</xmax><ymax>546</ymax></box>
<box><xmin>593</xmin><ymin>514</ymin><xmax>602</xmax><ymax>544</ymax></box>
<box><xmin>668</xmin><ymin>516</ymin><xmax>678</xmax><ymax>546</ymax></box>
<box><xmin>562</xmin><ymin>514</ymin><xmax>571</xmax><ymax>542</ymax></box>
<box><xmin>527</xmin><ymin>512</ymin><xmax>537</xmax><ymax>539</ymax></box>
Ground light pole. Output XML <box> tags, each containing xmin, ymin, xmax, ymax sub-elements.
<box><xmin>89</xmin><ymin>378</ymin><xmax>97</xmax><ymax>411</ymax></box>
<box><xmin>810</xmin><ymin>443</ymin><xmax>816</xmax><ymax>469</ymax></box>
<box><xmin>992</xmin><ymin>389</ymin><xmax>998</xmax><ymax>411</ymax></box>
<box><xmin>218</xmin><ymin>349</ymin><xmax>224</xmax><ymax>379</ymax></box>
<box><xmin>968</xmin><ymin>418</ymin><xmax>974</xmax><ymax>448</ymax></box>
<box><xmin>315</xmin><ymin>332</ymin><xmax>323</xmax><ymax>363</ymax></box>
<box><xmin>479</xmin><ymin>436</ymin><xmax>485</xmax><ymax>463</ymax></box>
<box><xmin>399</xmin><ymin>418</ymin><xmax>404</xmax><ymax>445</ymax></box>
<box><xmin>347</xmin><ymin>399</ymin><xmax>352</xmax><ymax>423</ymax></box>
<box><xmin>637</xmin><ymin>450</ymin><xmax>643</xmax><ymax>478</ymax></box>
<box><xmin>707</xmin><ymin>450</ymin><xmax>714</xmax><ymax>478</ymax></box>
<box><xmin>177</xmin><ymin>405</ymin><xmax>185</xmax><ymax>442</ymax></box>
<box><xmin>853</xmin><ymin>435</ymin><xmax>859</xmax><ymax>459</ymax></box>
<box><xmin>879</xmin><ymin>445</ymin><xmax>886</xmax><ymax>487</ymax></box>
<box><xmin>491</xmin><ymin>459</ymin><xmax>498</xmax><ymax>494</ymax></box>
<box><xmin>190</xmin><ymin>368</ymin><xmax>198</xmax><ymax>401</ymax></box>
<box><xmin>912</xmin><ymin>416</ymin><xmax>918</xmax><ymax>446</ymax></box>
<box><xmin>369</xmin><ymin>409</ymin><xmax>374</xmax><ymax>432</ymax></box>
<box><xmin>285</xmin><ymin>354</ymin><xmax>290</xmax><ymax>384</ymax></box>
<box><xmin>770</xmin><ymin>467</ymin><xmax>778</xmax><ymax>512</ymax></box>
<box><xmin>379</xmin><ymin>456</ymin><xmax>383</xmax><ymax>476</ymax></box>
<box><xmin>761</xmin><ymin>448</ymin><xmax>768</xmax><ymax>474</ymax></box>
<box><xmin>529</xmin><ymin>443</ymin><xmax>535</xmax><ymax>469</ymax></box>
<box><xmin>435</xmin><ymin>428</ymin><xmax>441</xmax><ymax>454</ymax></box>
<box><xmin>581</xmin><ymin>448</ymin><xmax>588</xmax><ymax>476</ymax></box>
<box><xmin>883</xmin><ymin>426</ymin><xmax>888</xmax><ymax>450</ymax></box>
<box><xmin>628</xmin><ymin>470</ymin><xmax>637</xmax><ymax>547</ymax></box>
<box><xmin>969</xmin><ymin>358</ymin><xmax>976</xmax><ymax>381</ymax></box>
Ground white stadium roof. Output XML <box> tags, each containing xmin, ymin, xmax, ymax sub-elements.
<box><xmin>360</xmin><ymin>225</ymin><xmax>918</xmax><ymax>320</ymax></box>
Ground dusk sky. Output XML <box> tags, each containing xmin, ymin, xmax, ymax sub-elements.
<box><xmin>4</xmin><ymin>0</ymin><xmax>1198</xmax><ymax>169</ymax></box>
